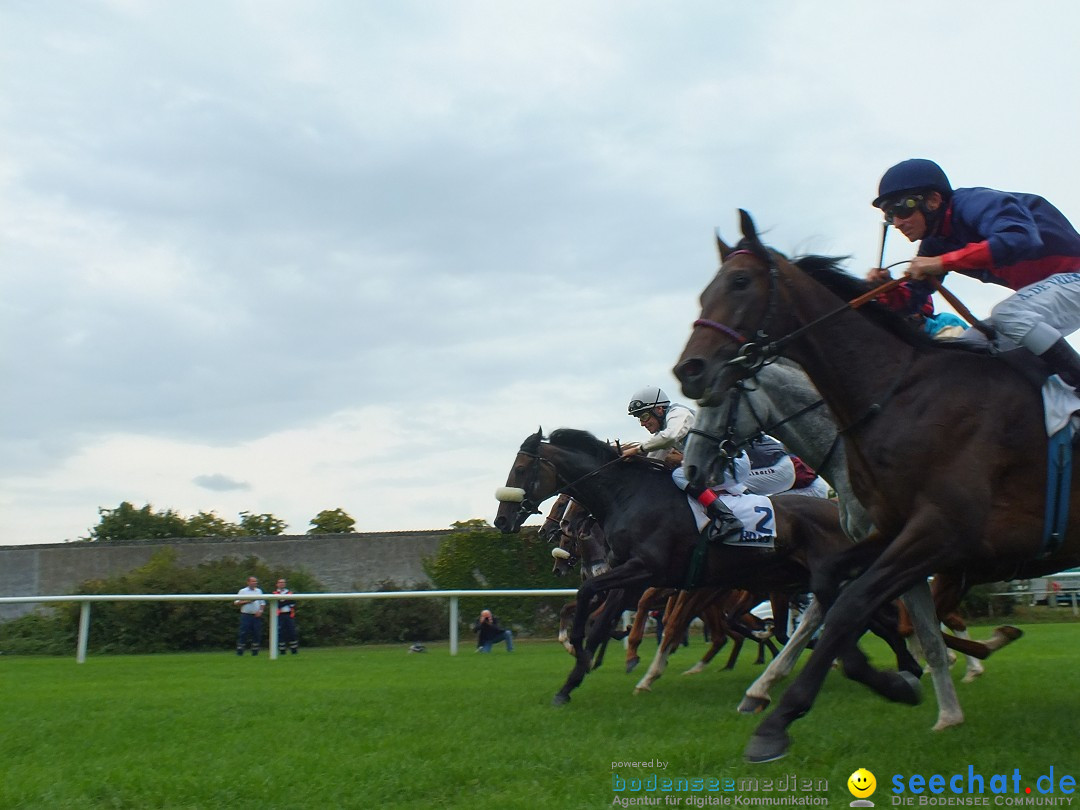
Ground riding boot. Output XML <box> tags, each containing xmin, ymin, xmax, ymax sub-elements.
<box><xmin>704</xmin><ymin>498</ymin><xmax>743</xmax><ymax>544</ymax></box>
<box><xmin>1040</xmin><ymin>338</ymin><xmax>1080</xmax><ymax>389</ymax></box>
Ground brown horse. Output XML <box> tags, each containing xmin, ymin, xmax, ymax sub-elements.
<box><xmin>674</xmin><ymin>209</ymin><xmax>1080</xmax><ymax>762</ymax></box>
<box><xmin>629</xmin><ymin>588</ymin><xmax>783</xmax><ymax>692</ymax></box>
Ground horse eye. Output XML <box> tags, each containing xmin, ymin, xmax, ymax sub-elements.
<box><xmin>729</xmin><ymin>273</ymin><xmax>750</xmax><ymax>291</ymax></box>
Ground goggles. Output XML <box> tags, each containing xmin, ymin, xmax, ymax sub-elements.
<box><xmin>636</xmin><ymin>411</ymin><xmax>656</xmax><ymax>424</ymax></box>
<box><xmin>882</xmin><ymin>194</ymin><xmax>924</xmax><ymax>224</ymax></box>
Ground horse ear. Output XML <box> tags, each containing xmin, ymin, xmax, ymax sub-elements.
<box><xmin>715</xmin><ymin>228</ymin><xmax>734</xmax><ymax>261</ymax></box>
<box><xmin>522</xmin><ymin>428</ymin><xmax>543</xmax><ymax>453</ymax></box>
<box><xmin>738</xmin><ymin>208</ymin><xmax>758</xmax><ymax>241</ymax></box>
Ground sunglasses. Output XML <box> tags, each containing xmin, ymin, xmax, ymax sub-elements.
<box><xmin>882</xmin><ymin>194</ymin><xmax>924</xmax><ymax>223</ymax></box>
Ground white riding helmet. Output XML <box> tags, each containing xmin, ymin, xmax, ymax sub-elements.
<box><xmin>628</xmin><ymin>387</ymin><xmax>670</xmax><ymax>417</ymax></box>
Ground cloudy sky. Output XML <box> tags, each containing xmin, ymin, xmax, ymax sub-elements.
<box><xmin>3</xmin><ymin>1</ymin><xmax>1079</xmax><ymax>545</ymax></box>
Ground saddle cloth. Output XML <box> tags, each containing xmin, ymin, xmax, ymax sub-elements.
<box><xmin>1042</xmin><ymin>375</ymin><xmax>1080</xmax><ymax>436</ymax></box>
<box><xmin>687</xmin><ymin>493</ymin><xmax>777</xmax><ymax>550</ymax></box>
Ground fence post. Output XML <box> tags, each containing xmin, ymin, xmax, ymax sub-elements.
<box><xmin>269</xmin><ymin>599</ymin><xmax>278</xmax><ymax>660</ymax></box>
<box><xmin>449</xmin><ymin>596</ymin><xmax>458</xmax><ymax>655</ymax></box>
<box><xmin>77</xmin><ymin>601</ymin><xmax>91</xmax><ymax>663</ymax></box>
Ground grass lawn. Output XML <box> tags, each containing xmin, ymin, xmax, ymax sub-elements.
<box><xmin>1</xmin><ymin>622</ymin><xmax>1078</xmax><ymax>809</ymax></box>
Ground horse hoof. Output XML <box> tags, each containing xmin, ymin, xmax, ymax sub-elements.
<box><xmin>995</xmin><ymin>626</ymin><xmax>1023</xmax><ymax>642</ymax></box>
<box><xmin>626</xmin><ymin>658</ymin><xmax>640</xmax><ymax>674</ymax></box>
<box><xmin>633</xmin><ymin>686</ymin><xmax>651</xmax><ymax>695</ymax></box>
<box><xmin>961</xmin><ymin>668</ymin><xmax>984</xmax><ymax>684</ymax></box>
<box><xmin>552</xmin><ymin>694</ymin><xmax>570</xmax><ymax>707</ymax></box>
<box><xmin>896</xmin><ymin>671</ymin><xmax>923</xmax><ymax>705</ymax></box>
<box><xmin>744</xmin><ymin>731</ymin><xmax>790</xmax><ymax>763</ymax></box>
<box><xmin>737</xmin><ymin>695</ymin><xmax>770</xmax><ymax>714</ymax></box>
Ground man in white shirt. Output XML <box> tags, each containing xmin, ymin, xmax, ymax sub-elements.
<box><xmin>234</xmin><ymin>576</ymin><xmax>266</xmax><ymax>656</ymax></box>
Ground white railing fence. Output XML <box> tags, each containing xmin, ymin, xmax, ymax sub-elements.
<box><xmin>0</xmin><ymin>589</ymin><xmax>578</xmax><ymax>663</ymax></box>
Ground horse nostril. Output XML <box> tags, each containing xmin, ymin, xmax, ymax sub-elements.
<box><xmin>676</xmin><ymin>357</ymin><xmax>704</xmax><ymax>382</ymax></box>
<box><xmin>493</xmin><ymin>516</ymin><xmax>507</xmax><ymax>531</ymax></box>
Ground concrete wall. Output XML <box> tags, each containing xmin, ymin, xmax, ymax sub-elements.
<box><xmin>0</xmin><ymin>531</ymin><xmax>451</xmax><ymax>620</ymax></box>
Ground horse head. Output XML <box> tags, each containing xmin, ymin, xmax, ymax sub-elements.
<box><xmin>493</xmin><ymin>428</ymin><xmax>562</xmax><ymax>534</ymax></box>
<box><xmin>674</xmin><ymin>210</ymin><xmax>795</xmax><ymax>404</ymax></box>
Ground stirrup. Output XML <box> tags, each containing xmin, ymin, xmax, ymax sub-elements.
<box><xmin>707</xmin><ymin>517</ymin><xmax>743</xmax><ymax>543</ymax></box>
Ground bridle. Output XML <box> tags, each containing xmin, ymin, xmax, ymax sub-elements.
<box><xmin>503</xmin><ymin>445</ymin><xmax>625</xmax><ymax>530</ymax></box>
<box><xmin>687</xmin><ymin>376</ymin><xmax>836</xmax><ymax>478</ymax></box>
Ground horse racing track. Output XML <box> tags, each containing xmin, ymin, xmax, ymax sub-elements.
<box><xmin>2</xmin><ymin>624</ymin><xmax>1078</xmax><ymax>809</ymax></box>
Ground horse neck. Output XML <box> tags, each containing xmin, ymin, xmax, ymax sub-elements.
<box><xmin>744</xmin><ymin>363</ymin><xmax>833</xmax><ymax>462</ymax></box>
<box><xmin>773</xmin><ymin>274</ymin><xmax>917</xmax><ymax>432</ymax></box>
<box><xmin>542</xmin><ymin>446</ymin><xmax>619</xmax><ymax>522</ymax></box>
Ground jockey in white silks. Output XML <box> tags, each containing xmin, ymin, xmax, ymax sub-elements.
<box><xmin>620</xmin><ymin>386</ymin><xmax>746</xmax><ymax>543</ymax></box>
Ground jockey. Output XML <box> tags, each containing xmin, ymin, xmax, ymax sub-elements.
<box><xmin>746</xmin><ymin>433</ymin><xmax>831</xmax><ymax>499</ymax></box>
<box><xmin>744</xmin><ymin>434</ymin><xmax>795</xmax><ymax>495</ymax></box>
<box><xmin>621</xmin><ymin>386</ymin><xmax>745</xmax><ymax>542</ymax></box>
<box><xmin>873</xmin><ymin>158</ymin><xmax>1080</xmax><ymax>386</ymax></box>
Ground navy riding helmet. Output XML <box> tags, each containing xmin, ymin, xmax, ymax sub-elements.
<box><xmin>873</xmin><ymin>159</ymin><xmax>952</xmax><ymax>209</ymax></box>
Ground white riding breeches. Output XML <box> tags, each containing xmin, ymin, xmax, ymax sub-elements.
<box><xmin>745</xmin><ymin>456</ymin><xmax>795</xmax><ymax>496</ymax></box>
<box><xmin>990</xmin><ymin>271</ymin><xmax>1080</xmax><ymax>353</ymax></box>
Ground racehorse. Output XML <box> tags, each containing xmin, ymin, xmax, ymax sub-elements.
<box><xmin>624</xmin><ymin>587</ymin><xmax>781</xmax><ymax>679</ymax></box>
<box><xmin>674</xmin><ymin>209</ymin><xmax>1080</xmax><ymax>762</ymax></box>
<box><xmin>629</xmin><ymin>587</ymin><xmax>785</xmax><ymax>693</ymax></box>
<box><xmin>543</xmin><ymin>495</ymin><xmax>633</xmax><ymax>660</ymax></box>
<box><xmin>494</xmin><ymin>428</ymin><xmax>923</xmax><ymax>709</ymax></box>
<box><xmin>686</xmin><ymin>357</ymin><xmax>1020</xmax><ymax>714</ymax></box>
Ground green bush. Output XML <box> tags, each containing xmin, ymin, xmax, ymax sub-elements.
<box><xmin>959</xmin><ymin>583</ymin><xmax>1013</xmax><ymax>618</ymax></box>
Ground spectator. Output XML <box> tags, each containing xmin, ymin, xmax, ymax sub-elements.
<box><xmin>273</xmin><ymin>578</ymin><xmax>299</xmax><ymax>655</ymax></box>
<box><xmin>234</xmin><ymin>575</ymin><xmax>265</xmax><ymax>656</ymax></box>
<box><xmin>472</xmin><ymin>609</ymin><xmax>514</xmax><ymax>653</ymax></box>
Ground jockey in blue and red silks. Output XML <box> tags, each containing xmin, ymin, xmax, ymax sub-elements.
<box><xmin>872</xmin><ymin>158</ymin><xmax>1080</xmax><ymax>385</ymax></box>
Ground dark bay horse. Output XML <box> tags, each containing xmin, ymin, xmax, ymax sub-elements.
<box><xmin>494</xmin><ymin>428</ymin><xmax>922</xmax><ymax>708</ymax></box>
<box><xmin>687</xmin><ymin>356</ymin><xmax>1020</xmax><ymax>718</ymax></box>
<box><xmin>674</xmin><ymin>209</ymin><xmax>1080</xmax><ymax>762</ymax></box>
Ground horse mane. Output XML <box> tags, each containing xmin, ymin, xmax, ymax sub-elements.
<box><xmin>547</xmin><ymin>428</ymin><xmax>619</xmax><ymax>463</ymax></box>
<box><xmin>789</xmin><ymin>254</ymin><xmax>937</xmax><ymax>350</ymax></box>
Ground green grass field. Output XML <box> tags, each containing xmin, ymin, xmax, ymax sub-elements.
<box><xmin>2</xmin><ymin>623</ymin><xmax>1078</xmax><ymax>809</ymax></box>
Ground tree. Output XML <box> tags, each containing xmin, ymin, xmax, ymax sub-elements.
<box><xmin>81</xmin><ymin>502</ymin><xmax>289</xmax><ymax>542</ymax></box>
<box><xmin>83</xmin><ymin>502</ymin><xmax>188</xmax><ymax>543</ymax></box>
<box><xmin>238</xmin><ymin>511</ymin><xmax>287</xmax><ymax>536</ymax></box>
<box><xmin>186</xmin><ymin>511</ymin><xmax>241</xmax><ymax>538</ymax></box>
<box><xmin>308</xmin><ymin>508</ymin><xmax>356</xmax><ymax>534</ymax></box>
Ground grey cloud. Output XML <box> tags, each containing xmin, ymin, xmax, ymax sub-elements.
<box><xmin>193</xmin><ymin>473</ymin><xmax>251</xmax><ymax>492</ymax></box>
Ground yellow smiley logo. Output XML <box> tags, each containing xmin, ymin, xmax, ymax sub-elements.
<box><xmin>848</xmin><ymin>768</ymin><xmax>877</xmax><ymax>799</ymax></box>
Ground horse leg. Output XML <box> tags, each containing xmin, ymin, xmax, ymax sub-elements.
<box><xmin>557</xmin><ymin>601</ymin><xmax>578</xmax><ymax>655</ymax></box>
<box><xmin>745</xmin><ymin>533</ymin><xmax>945</xmax><ymax>763</ymax></box>
<box><xmin>739</xmin><ymin>598</ymin><xmax>823</xmax><ymax>714</ymax></box>
<box><xmin>932</xmin><ymin>572</ymin><xmax>1022</xmax><ymax>660</ymax></box>
<box><xmin>866</xmin><ymin>600</ymin><xmax>923</xmax><ymax>679</ymax></box>
<box><xmin>625</xmin><ymin>587</ymin><xmax>659</xmax><ymax>674</ymax></box>
<box><xmin>901</xmin><ymin>580</ymin><xmax>964</xmax><ymax>730</ymax></box>
<box><xmin>723</xmin><ymin>634</ymin><xmax>745</xmax><ymax>670</ymax></box>
<box><xmin>683</xmin><ymin>603</ymin><xmax>727</xmax><ymax>674</ymax></box>
<box><xmin>635</xmin><ymin>590</ymin><xmax>699</xmax><ymax>693</ymax></box>
<box><xmin>554</xmin><ymin>565</ymin><xmax>649</xmax><ymax>706</ymax></box>
<box><xmin>950</xmin><ymin>628</ymin><xmax>985</xmax><ymax>682</ymax></box>
<box><xmin>753</xmin><ymin>639</ymin><xmax>767</xmax><ymax>665</ymax></box>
